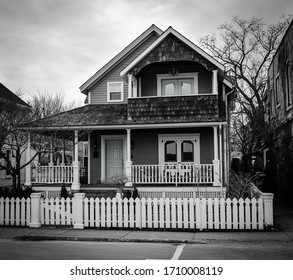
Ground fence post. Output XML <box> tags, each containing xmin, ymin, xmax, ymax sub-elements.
<box><xmin>29</xmin><ymin>193</ymin><xmax>42</xmax><ymax>228</ymax></box>
<box><xmin>73</xmin><ymin>193</ymin><xmax>85</xmax><ymax>229</ymax></box>
<box><xmin>262</xmin><ymin>193</ymin><xmax>274</xmax><ymax>227</ymax></box>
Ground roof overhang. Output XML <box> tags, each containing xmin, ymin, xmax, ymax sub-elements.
<box><xmin>120</xmin><ymin>26</ymin><xmax>225</xmax><ymax>79</ymax></box>
<box><xmin>79</xmin><ymin>24</ymin><xmax>163</xmax><ymax>94</ymax></box>
<box><xmin>22</xmin><ymin>121</ymin><xmax>227</xmax><ymax>131</ymax></box>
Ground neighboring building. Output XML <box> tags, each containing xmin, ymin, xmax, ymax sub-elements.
<box><xmin>0</xmin><ymin>83</ymin><xmax>31</xmax><ymax>186</ymax></box>
<box><xmin>266</xmin><ymin>20</ymin><xmax>293</xmax><ymax>142</ymax></box>
<box><xmin>23</xmin><ymin>25</ymin><xmax>234</xmax><ymax>198</ymax></box>
<box><xmin>263</xmin><ymin>20</ymin><xmax>293</xmax><ymax>200</ymax></box>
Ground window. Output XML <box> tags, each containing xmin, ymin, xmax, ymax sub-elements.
<box><xmin>107</xmin><ymin>82</ymin><xmax>123</xmax><ymax>102</ymax></box>
<box><xmin>158</xmin><ymin>134</ymin><xmax>200</xmax><ymax>165</ymax></box>
<box><xmin>275</xmin><ymin>75</ymin><xmax>280</xmax><ymax>107</ymax></box>
<box><xmin>181</xmin><ymin>141</ymin><xmax>194</xmax><ymax>162</ymax></box>
<box><xmin>157</xmin><ymin>73</ymin><xmax>198</xmax><ymax>96</ymax></box>
<box><xmin>165</xmin><ymin>141</ymin><xmax>177</xmax><ymax>162</ymax></box>
<box><xmin>286</xmin><ymin>63</ymin><xmax>292</xmax><ymax>109</ymax></box>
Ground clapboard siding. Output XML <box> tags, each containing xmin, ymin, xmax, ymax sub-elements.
<box><xmin>89</xmin><ymin>128</ymin><xmax>214</xmax><ymax>183</ymax></box>
<box><xmin>90</xmin><ymin>33</ymin><xmax>159</xmax><ymax>104</ymax></box>
<box><xmin>89</xmin><ymin>133</ymin><xmax>101</xmax><ymax>184</ymax></box>
<box><xmin>132</xmin><ymin>130</ymin><xmax>158</xmax><ymax>165</ymax></box>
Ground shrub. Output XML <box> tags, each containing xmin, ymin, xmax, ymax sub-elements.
<box><xmin>227</xmin><ymin>171</ymin><xmax>261</xmax><ymax>199</ymax></box>
<box><xmin>60</xmin><ymin>184</ymin><xmax>68</xmax><ymax>199</ymax></box>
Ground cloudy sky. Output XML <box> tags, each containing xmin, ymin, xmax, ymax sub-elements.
<box><xmin>1</xmin><ymin>0</ymin><xmax>292</xmax><ymax>105</ymax></box>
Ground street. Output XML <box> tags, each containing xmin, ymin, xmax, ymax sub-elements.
<box><xmin>0</xmin><ymin>239</ymin><xmax>293</xmax><ymax>260</ymax></box>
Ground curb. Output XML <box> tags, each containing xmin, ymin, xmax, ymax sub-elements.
<box><xmin>12</xmin><ymin>235</ymin><xmax>293</xmax><ymax>244</ymax></box>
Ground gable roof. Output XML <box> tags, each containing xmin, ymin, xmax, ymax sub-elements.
<box><xmin>0</xmin><ymin>83</ymin><xmax>31</xmax><ymax>108</ymax></box>
<box><xmin>120</xmin><ymin>26</ymin><xmax>225</xmax><ymax>79</ymax></box>
<box><xmin>79</xmin><ymin>24</ymin><xmax>163</xmax><ymax>94</ymax></box>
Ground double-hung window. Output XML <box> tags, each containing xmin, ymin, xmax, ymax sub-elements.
<box><xmin>157</xmin><ymin>73</ymin><xmax>198</xmax><ymax>96</ymax></box>
<box><xmin>107</xmin><ymin>82</ymin><xmax>124</xmax><ymax>102</ymax></box>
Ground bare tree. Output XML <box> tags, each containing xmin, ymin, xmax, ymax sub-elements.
<box><xmin>200</xmin><ymin>15</ymin><xmax>292</xmax><ymax>168</ymax></box>
<box><xmin>0</xmin><ymin>90</ymin><xmax>77</xmax><ymax>190</ymax></box>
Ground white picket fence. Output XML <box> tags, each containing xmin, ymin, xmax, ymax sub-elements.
<box><xmin>0</xmin><ymin>192</ymin><xmax>274</xmax><ymax>230</ymax></box>
<box><xmin>0</xmin><ymin>197</ymin><xmax>31</xmax><ymax>226</ymax></box>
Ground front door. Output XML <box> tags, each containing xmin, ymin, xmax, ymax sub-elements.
<box><xmin>106</xmin><ymin>140</ymin><xmax>124</xmax><ymax>180</ymax></box>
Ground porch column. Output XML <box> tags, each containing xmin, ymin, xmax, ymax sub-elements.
<box><xmin>48</xmin><ymin>136</ymin><xmax>54</xmax><ymax>182</ymax></box>
<box><xmin>133</xmin><ymin>76</ymin><xmax>138</xmax><ymax>98</ymax></box>
<box><xmin>128</xmin><ymin>73</ymin><xmax>133</xmax><ymax>98</ymax></box>
<box><xmin>125</xmin><ymin>129</ymin><xmax>133</xmax><ymax>187</ymax></box>
<box><xmin>71</xmin><ymin>130</ymin><xmax>81</xmax><ymax>191</ymax></box>
<box><xmin>25</xmin><ymin>131</ymin><xmax>32</xmax><ymax>186</ymax></box>
<box><xmin>87</xmin><ymin>132</ymin><xmax>91</xmax><ymax>184</ymax></box>
<box><xmin>213</xmin><ymin>126</ymin><xmax>221</xmax><ymax>186</ymax></box>
<box><xmin>212</xmin><ymin>70</ymin><xmax>218</xmax><ymax>94</ymax></box>
<box><xmin>61</xmin><ymin>140</ymin><xmax>65</xmax><ymax>166</ymax></box>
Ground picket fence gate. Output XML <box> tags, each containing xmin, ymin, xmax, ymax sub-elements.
<box><xmin>0</xmin><ymin>192</ymin><xmax>274</xmax><ymax>230</ymax></box>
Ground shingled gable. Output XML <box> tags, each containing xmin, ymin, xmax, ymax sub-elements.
<box><xmin>120</xmin><ymin>26</ymin><xmax>225</xmax><ymax>79</ymax></box>
<box><xmin>79</xmin><ymin>24</ymin><xmax>163</xmax><ymax>94</ymax></box>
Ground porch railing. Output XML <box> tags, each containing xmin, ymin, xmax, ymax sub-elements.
<box><xmin>33</xmin><ymin>165</ymin><xmax>73</xmax><ymax>184</ymax></box>
<box><xmin>131</xmin><ymin>164</ymin><xmax>214</xmax><ymax>185</ymax></box>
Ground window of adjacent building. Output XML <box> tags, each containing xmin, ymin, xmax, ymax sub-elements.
<box><xmin>157</xmin><ymin>73</ymin><xmax>198</xmax><ymax>96</ymax></box>
<box><xmin>107</xmin><ymin>82</ymin><xmax>124</xmax><ymax>102</ymax></box>
<box><xmin>286</xmin><ymin>63</ymin><xmax>292</xmax><ymax>109</ymax></box>
<box><xmin>275</xmin><ymin>75</ymin><xmax>280</xmax><ymax>107</ymax></box>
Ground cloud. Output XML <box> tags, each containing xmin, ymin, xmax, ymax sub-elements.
<box><xmin>0</xmin><ymin>0</ymin><xmax>292</xmax><ymax>104</ymax></box>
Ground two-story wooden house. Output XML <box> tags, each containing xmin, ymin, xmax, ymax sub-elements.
<box><xmin>23</xmin><ymin>25</ymin><xmax>233</xmax><ymax>198</ymax></box>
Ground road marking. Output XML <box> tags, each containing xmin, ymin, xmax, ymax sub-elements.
<box><xmin>171</xmin><ymin>244</ymin><xmax>185</xmax><ymax>260</ymax></box>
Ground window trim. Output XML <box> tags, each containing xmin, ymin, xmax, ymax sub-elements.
<box><xmin>158</xmin><ymin>134</ymin><xmax>200</xmax><ymax>165</ymax></box>
<box><xmin>275</xmin><ymin>74</ymin><xmax>280</xmax><ymax>109</ymax></box>
<box><xmin>156</xmin><ymin>72</ymin><xmax>198</xmax><ymax>97</ymax></box>
<box><xmin>107</xmin><ymin>81</ymin><xmax>124</xmax><ymax>102</ymax></box>
<box><xmin>286</xmin><ymin>62</ymin><xmax>292</xmax><ymax>110</ymax></box>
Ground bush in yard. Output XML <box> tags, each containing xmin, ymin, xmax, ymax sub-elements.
<box><xmin>60</xmin><ymin>183</ymin><xmax>68</xmax><ymax>199</ymax></box>
<box><xmin>227</xmin><ymin>171</ymin><xmax>261</xmax><ymax>199</ymax></box>
<box><xmin>0</xmin><ymin>186</ymin><xmax>33</xmax><ymax>199</ymax></box>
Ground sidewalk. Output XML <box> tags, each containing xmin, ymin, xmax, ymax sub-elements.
<box><xmin>1</xmin><ymin>199</ymin><xmax>292</xmax><ymax>244</ymax></box>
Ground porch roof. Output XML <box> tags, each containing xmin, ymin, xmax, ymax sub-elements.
<box><xmin>21</xmin><ymin>101</ymin><xmax>226</xmax><ymax>131</ymax></box>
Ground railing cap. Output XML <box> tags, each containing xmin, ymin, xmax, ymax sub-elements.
<box><xmin>30</xmin><ymin>192</ymin><xmax>42</xmax><ymax>198</ymax></box>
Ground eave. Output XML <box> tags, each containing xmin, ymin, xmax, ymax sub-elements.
<box><xmin>79</xmin><ymin>24</ymin><xmax>163</xmax><ymax>94</ymax></box>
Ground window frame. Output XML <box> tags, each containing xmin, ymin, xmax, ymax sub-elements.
<box><xmin>158</xmin><ymin>134</ymin><xmax>200</xmax><ymax>165</ymax></box>
<box><xmin>286</xmin><ymin>62</ymin><xmax>292</xmax><ymax>110</ymax></box>
<box><xmin>107</xmin><ymin>81</ymin><xmax>124</xmax><ymax>102</ymax></box>
<box><xmin>156</xmin><ymin>72</ymin><xmax>198</xmax><ymax>97</ymax></box>
<box><xmin>275</xmin><ymin>74</ymin><xmax>280</xmax><ymax>109</ymax></box>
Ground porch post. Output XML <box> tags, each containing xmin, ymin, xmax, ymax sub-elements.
<box><xmin>133</xmin><ymin>76</ymin><xmax>138</xmax><ymax>98</ymax></box>
<box><xmin>125</xmin><ymin>128</ymin><xmax>133</xmax><ymax>187</ymax></box>
<box><xmin>212</xmin><ymin>70</ymin><xmax>218</xmax><ymax>94</ymax></box>
<box><xmin>49</xmin><ymin>136</ymin><xmax>54</xmax><ymax>182</ymax></box>
<box><xmin>61</xmin><ymin>140</ymin><xmax>65</xmax><ymax>166</ymax></box>
<box><xmin>25</xmin><ymin>131</ymin><xmax>32</xmax><ymax>186</ymax></box>
<box><xmin>87</xmin><ymin>132</ymin><xmax>91</xmax><ymax>185</ymax></box>
<box><xmin>213</xmin><ymin>126</ymin><xmax>221</xmax><ymax>186</ymax></box>
<box><xmin>128</xmin><ymin>73</ymin><xmax>133</xmax><ymax>98</ymax></box>
<box><xmin>71</xmin><ymin>130</ymin><xmax>81</xmax><ymax>191</ymax></box>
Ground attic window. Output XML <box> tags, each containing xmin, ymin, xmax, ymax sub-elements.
<box><xmin>107</xmin><ymin>82</ymin><xmax>124</xmax><ymax>102</ymax></box>
<box><xmin>157</xmin><ymin>73</ymin><xmax>198</xmax><ymax>96</ymax></box>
